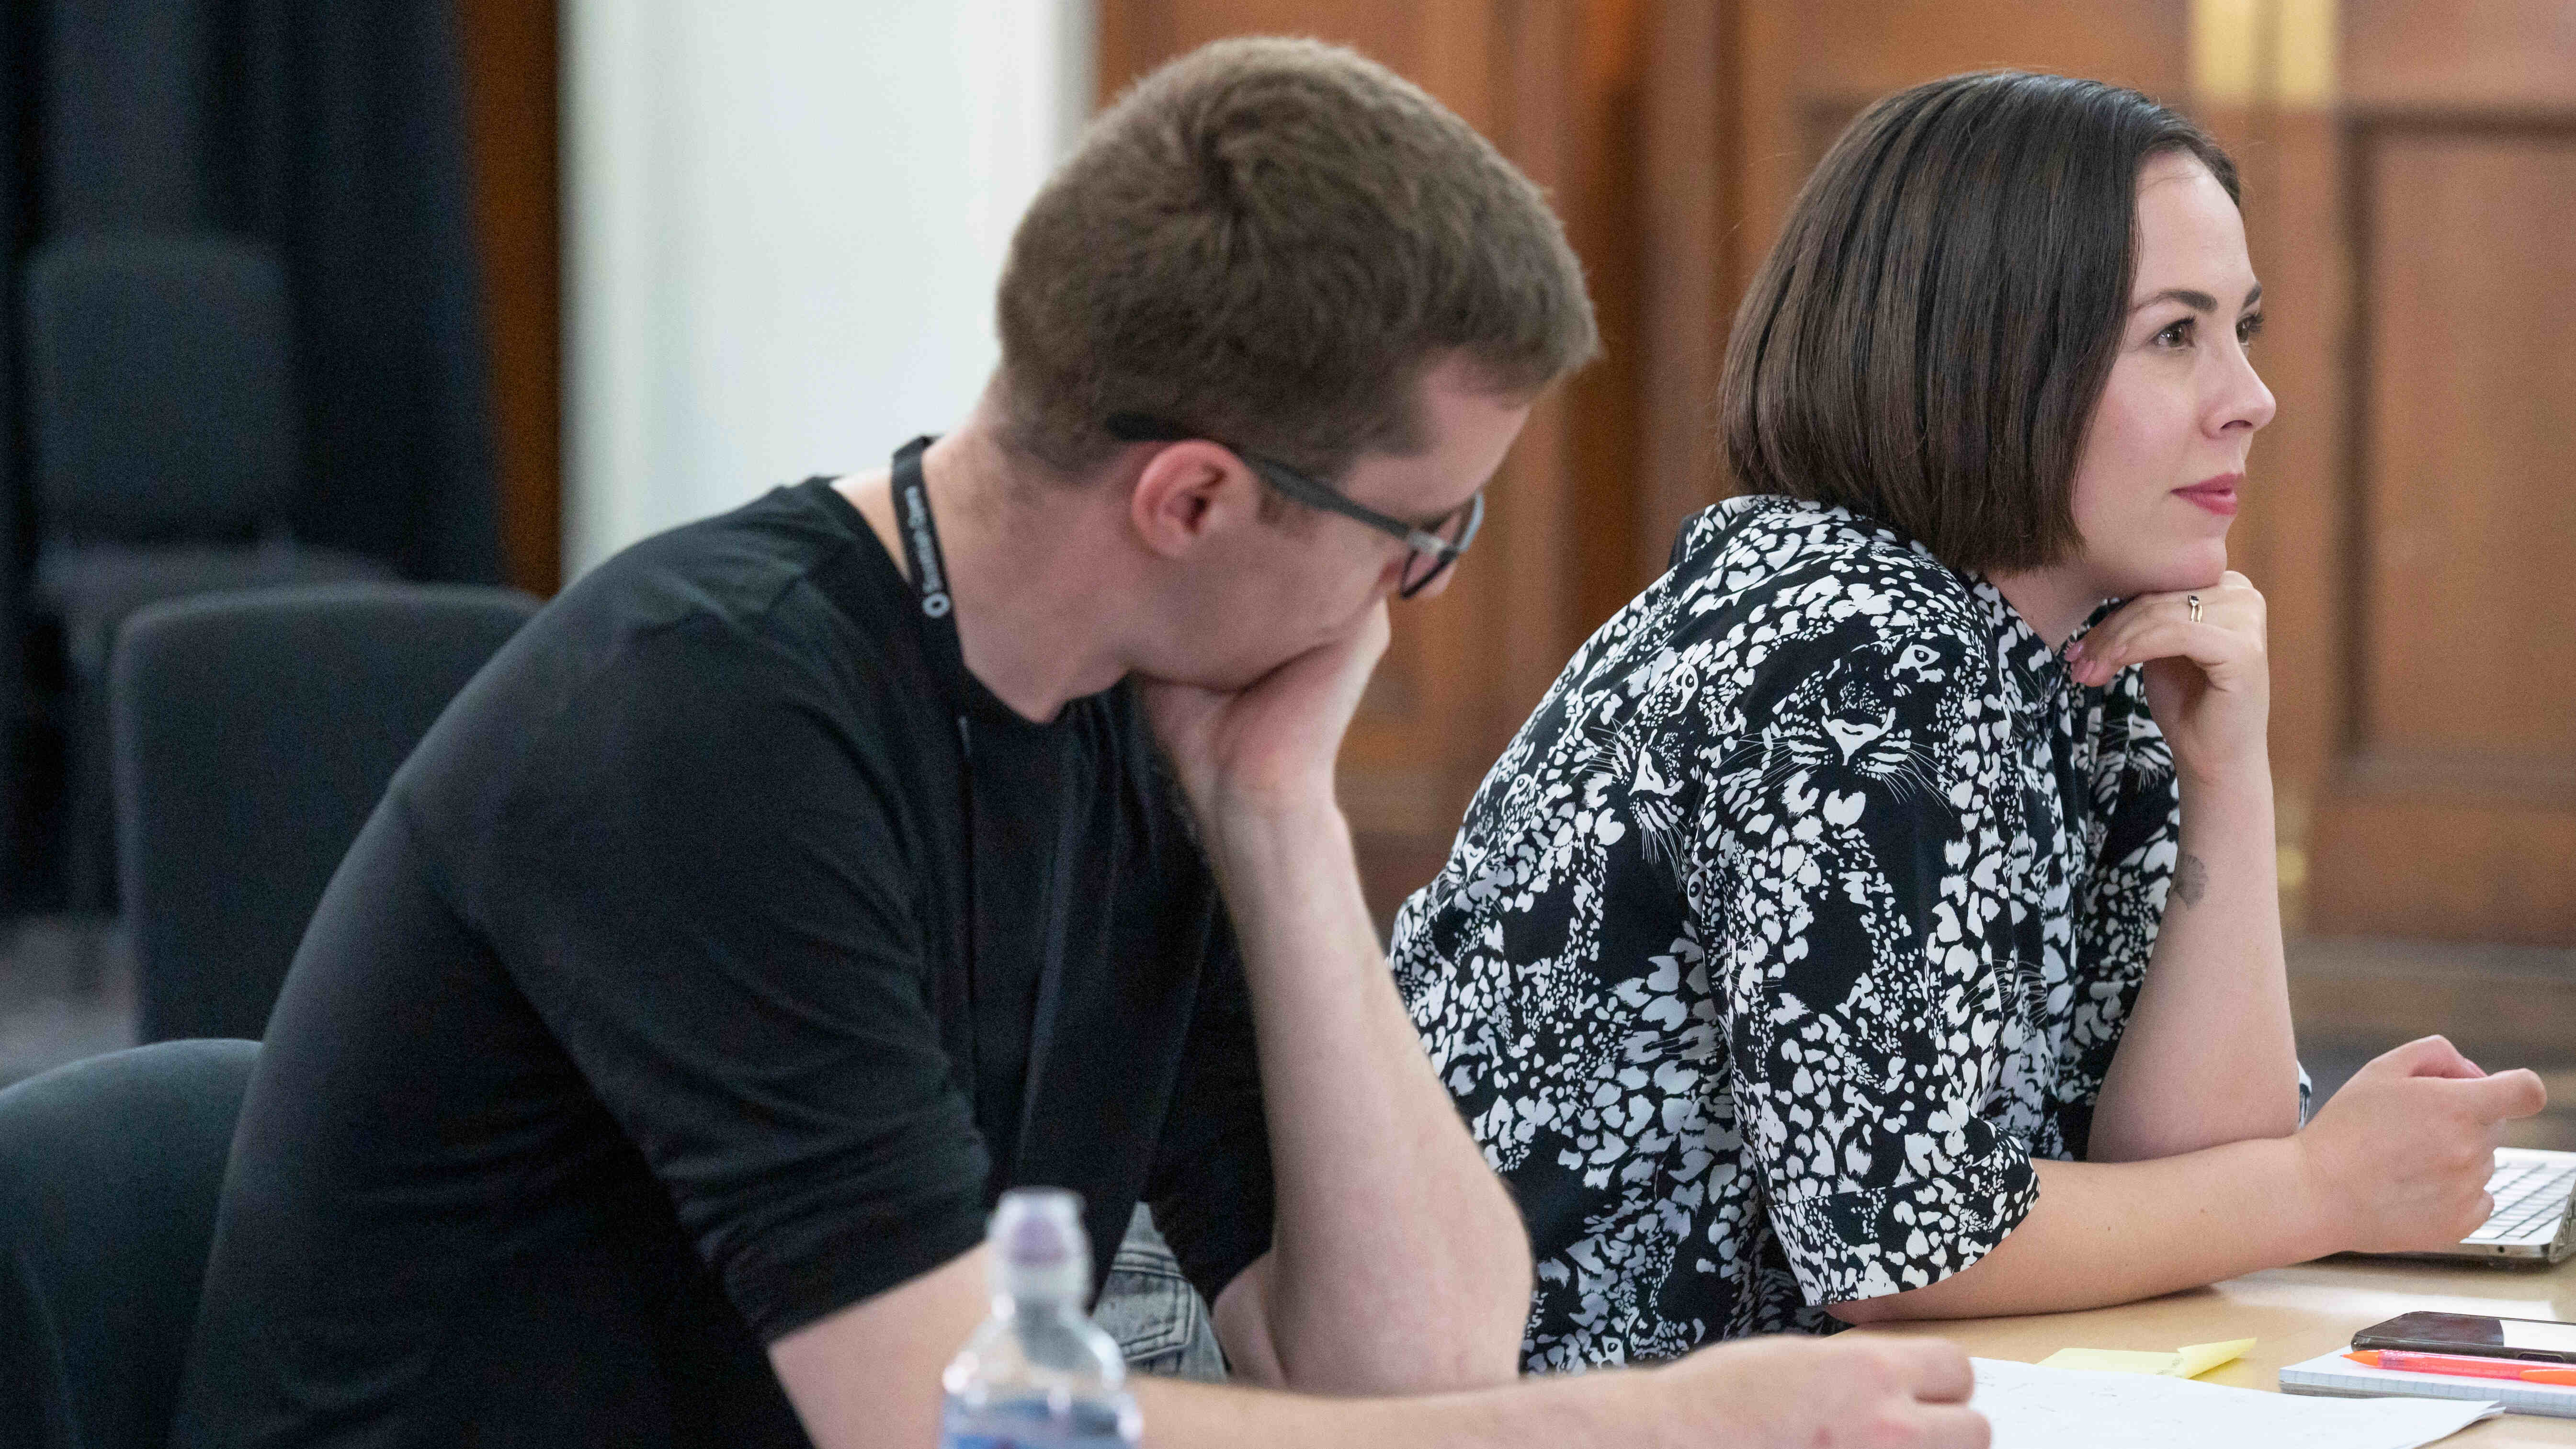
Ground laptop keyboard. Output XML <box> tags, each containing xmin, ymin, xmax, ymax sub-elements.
<box><xmin>2465</xmin><ymin>1157</ymin><xmax>2576</xmax><ymax>1243</ymax></box>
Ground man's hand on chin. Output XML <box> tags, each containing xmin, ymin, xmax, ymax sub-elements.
<box><xmin>1141</xmin><ymin>600</ymin><xmax>1389</xmax><ymax>831</ymax></box>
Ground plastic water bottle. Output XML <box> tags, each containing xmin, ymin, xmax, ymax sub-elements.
<box><xmin>940</xmin><ymin>1189</ymin><xmax>1142</xmax><ymax>1449</ymax></box>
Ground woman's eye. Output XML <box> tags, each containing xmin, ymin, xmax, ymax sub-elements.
<box><xmin>2154</xmin><ymin>317</ymin><xmax>2195</xmax><ymax>349</ymax></box>
<box><xmin>2237</xmin><ymin>312</ymin><xmax>2265</xmax><ymax>345</ymax></box>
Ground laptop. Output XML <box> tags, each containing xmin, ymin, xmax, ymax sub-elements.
<box><xmin>2422</xmin><ymin>1148</ymin><xmax>2576</xmax><ymax>1263</ymax></box>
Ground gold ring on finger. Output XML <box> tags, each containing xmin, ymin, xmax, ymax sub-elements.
<box><xmin>2187</xmin><ymin>594</ymin><xmax>2203</xmax><ymax>624</ymax></box>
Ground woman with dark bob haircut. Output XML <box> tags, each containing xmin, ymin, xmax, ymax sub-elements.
<box><xmin>1390</xmin><ymin>70</ymin><xmax>2548</xmax><ymax>1367</ymax></box>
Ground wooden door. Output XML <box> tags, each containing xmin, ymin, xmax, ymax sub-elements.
<box><xmin>2275</xmin><ymin>1</ymin><xmax>2576</xmax><ymax>943</ymax></box>
<box><xmin>1098</xmin><ymin>1</ymin><xmax>1653</xmax><ymax>921</ymax></box>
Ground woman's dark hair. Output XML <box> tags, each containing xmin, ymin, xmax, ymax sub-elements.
<box><xmin>1717</xmin><ymin>71</ymin><xmax>2238</xmax><ymax>573</ymax></box>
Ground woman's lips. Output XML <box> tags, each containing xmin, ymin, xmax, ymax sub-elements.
<box><xmin>2174</xmin><ymin>475</ymin><xmax>2241</xmax><ymax>517</ymax></box>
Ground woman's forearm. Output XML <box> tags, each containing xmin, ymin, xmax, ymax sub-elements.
<box><xmin>1829</xmin><ymin>1143</ymin><xmax>2329</xmax><ymax>1324</ymax></box>
<box><xmin>1836</xmin><ymin>1030</ymin><xmax>2551</xmax><ymax>1327</ymax></box>
<box><xmin>2087</xmin><ymin>763</ymin><xmax>2299</xmax><ymax>1163</ymax></box>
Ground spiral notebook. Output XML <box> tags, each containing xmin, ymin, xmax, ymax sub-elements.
<box><xmin>2281</xmin><ymin>1349</ymin><xmax>2576</xmax><ymax>1419</ymax></box>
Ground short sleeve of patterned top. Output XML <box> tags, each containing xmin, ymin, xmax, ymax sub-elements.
<box><xmin>1389</xmin><ymin>497</ymin><xmax>2187</xmax><ymax>1370</ymax></box>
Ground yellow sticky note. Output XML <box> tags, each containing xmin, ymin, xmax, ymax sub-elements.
<box><xmin>2036</xmin><ymin>1338</ymin><xmax>2255</xmax><ymax>1380</ymax></box>
<box><xmin>2169</xmin><ymin>1338</ymin><xmax>2255</xmax><ymax>1379</ymax></box>
<box><xmin>2037</xmin><ymin>1347</ymin><xmax>2183</xmax><ymax>1374</ymax></box>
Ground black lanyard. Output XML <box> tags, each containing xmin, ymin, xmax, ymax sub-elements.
<box><xmin>892</xmin><ymin>437</ymin><xmax>969</xmax><ymax>719</ymax></box>
<box><xmin>889</xmin><ymin>437</ymin><xmax>1078</xmax><ymax>1186</ymax></box>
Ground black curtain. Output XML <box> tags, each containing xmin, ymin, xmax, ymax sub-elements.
<box><xmin>2</xmin><ymin>0</ymin><xmax>501</xmax><ymax>904</ymax></box>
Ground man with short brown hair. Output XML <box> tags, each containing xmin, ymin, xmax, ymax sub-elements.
<box><xmin>177</xmin><ymin>37</ymin><xmax>1983</xmax><ymax>1449</ymax></box>
<box><xmin>994</xmin><ymin>36</ymin><xmax>1595</xmax><ymax>483</ymax></box>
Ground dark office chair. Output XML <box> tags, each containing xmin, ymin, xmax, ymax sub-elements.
<box><xmin>0</xmin><ymin>1038</ymin><xmax>260</xmax><ymax>1449</ymax></box>
<box><xmin>22</xmin><ymin>233</ymin><xmax>396</xmax><ymax>911</ymax></box>
<box><xmin>111</xmin><ymin>582</ymin><xmax>539</xmax><ymax>1042</ymax></box>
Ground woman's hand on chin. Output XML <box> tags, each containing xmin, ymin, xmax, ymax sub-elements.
<box><xmin>2065</xmin><ymin>570</ymin><xmax>2270</xmax><ymax>786</ymax></box>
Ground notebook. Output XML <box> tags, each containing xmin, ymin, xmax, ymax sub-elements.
<box><xmin>2282</xmin><ymin>1349</ymin><xmax>2576</xmax><ymax>1418</ymax></box>
<box><xmin>1972</xmin><ymin>1357</ymin><xmax>2498</xmax><ymax>1448</ymax></box>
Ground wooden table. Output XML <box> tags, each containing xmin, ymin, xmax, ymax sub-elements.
<box><xmin>1865</xmin><ymin>1255</ymin><xmax>2576</xmax><ymax>1444</ymax></box>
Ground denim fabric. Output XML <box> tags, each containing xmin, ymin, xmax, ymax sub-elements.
<box><xmin>1096</xmin><ymin>1205</ymin><xmax>1226</xmax><ymax>1382</ymax></box>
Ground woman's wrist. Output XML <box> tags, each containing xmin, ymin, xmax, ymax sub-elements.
<box><xmin>2175</xmin><ymin>753</ymin><xmax>2274</xmax><ymax>810</ymax></box>
<box><xmin>2281</xmin><ymin>1130</ymin><xmax>2355</xmax><ymax>1262</ymax></box>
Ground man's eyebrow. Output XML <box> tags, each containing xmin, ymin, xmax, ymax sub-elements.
<box><xmin>2133</xmin><ymin>283</ymin><xmax>2264</xmax><ymax>313</ymax></box>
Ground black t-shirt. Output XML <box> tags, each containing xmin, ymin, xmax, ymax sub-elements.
<box><xmin>172</xmin><ymin>478</ymin><xmax>1276</xmax><ymax>1448</ymax></box>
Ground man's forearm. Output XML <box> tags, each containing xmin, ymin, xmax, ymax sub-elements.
<box><xmin>1831</xmin><ymin>1140</ymin><xmax>2331</xmax><ymax>1324</ymax></box>
<box><xmin>775</xmin><ymin>1246</ymin><xmax>1644</xmax><ymax>1449</ymax></box>
<box><xmin>771</xmin><ymin>1239</ymin><xmax>1988</xmax><ymax>1449</ymax></box>
<box><xmin>1135</xmin><ymin>1364</ymin><xmax>1639</xmax><ymax>1449</ymax></box>
<box><xmin>1206</xmin><ymin>794</ymin><xmax>1532</xmax><ymax>1392</ymax></box>
<box><xmin>2088</xmin><ymin>765</ymin><xmax>2299</xmax><ymax>1163</ymax></box>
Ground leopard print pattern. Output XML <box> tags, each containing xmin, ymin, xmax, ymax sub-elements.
<box><xmin>1390</xmin><ymin>496</ymin><xmax>2194</xmax><ymax>1370</ymax></box>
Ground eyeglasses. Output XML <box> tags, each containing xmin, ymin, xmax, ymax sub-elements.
<box><xmin>1104</xmin><ymin>413</ymin><xmax>1486</xmax><ymax>599</ymax></box>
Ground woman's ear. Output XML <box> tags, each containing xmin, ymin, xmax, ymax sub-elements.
<box><xmin>1128</xmin><ymin>441</ymin><xmax>1260</xmax><ymax>560</ymax></box>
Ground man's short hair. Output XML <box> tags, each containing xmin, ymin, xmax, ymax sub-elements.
<box><xmin>1716</xmin><ymin>71</ymin><xmax>2238</xmax><ymax>574</ymax></box>
<box><xmin>996</xmin><ymin>36</ymin><xmax>1597</xmax><ymax>481</ymax></box>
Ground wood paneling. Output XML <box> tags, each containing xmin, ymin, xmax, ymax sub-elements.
<box><xmin>2312</xmin><ymin>798</ymin><xmax>2576</xmax><ymax>941</ymax></box>
<box><xmin>1780</xmin><ymin>0</ymin><xmax>2188</xmax><ymax>96</ymax></box>
<box><xmin>1729</xmin><ymin>0</ymin><xmax>2189</xmax><ymax>277</ymax></box>
<box><xmin>2228</xmin><ymin>109</ymin><xmax>2349</xmax><ymax>821</ymax></box>
<box><xmin>456</xmin><ymin>0</ymin><xmax>561</xmax><ymax>597</ymax></box>
<box><xmin>2289</xmin><ymin>936</ymin><xmax>2576</xmax><ymax>1068</ymax></box>
<box><xmin>2212</xmin><ymin>100</ymin><xmax>2349</xmax><ymax>922</ymax></box>
<box><xmin>2344</xmin><ymin>0</ymin><xmax>2576</xmax><ymax>109</ymax></box>
<box><xmin>2304</xmin><ymin>119</ymin><xmax>2576</xmax><ymax>942</ymax></box>
<box><xmin>1560</xmin><ymin>0</ymin><xmax>1647</xmax><ymax>634</ymax></box>
<box><xmin>2356</xmin><ymin>131</ymin><xmax>2576</xmax><ymax>760</ymax></box>
<box><xmin>1635</xmin><ymin>0</ymin><xmax>1731</xmax><ymax>583</ymax></box>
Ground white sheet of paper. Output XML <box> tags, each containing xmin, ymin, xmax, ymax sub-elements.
<box><xmin>1972</xmin><ymin>1357</ymin><xmax>2499</xmax><ymax>1449</ymax></box>
<box><xmin>2035</xmin><ymin>1347</ymin><xmax>2183</xmax><ymax>1374</ymax></box>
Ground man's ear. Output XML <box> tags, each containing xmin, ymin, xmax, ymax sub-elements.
<box><xmin>1128</xmin><ymin>441</ymin><xmax>1260</xmax><ymax>560</ymax></box>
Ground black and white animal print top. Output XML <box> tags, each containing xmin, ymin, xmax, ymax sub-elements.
<box><xmin>1389</xmin><ymin>496</ymin><xmax>2188</xmax><ymax>1370</ymax></box>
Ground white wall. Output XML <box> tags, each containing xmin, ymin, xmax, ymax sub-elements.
<box><xmin>564</xmin><ymin>1</ymin><xmax>1094</xmax><ymax>578</ymax></box>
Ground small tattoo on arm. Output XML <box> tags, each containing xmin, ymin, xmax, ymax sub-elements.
<box><xmin>2175</xmin><ymin>852</ymin><xmax>2209</xmax><ymax>908</ymax></box>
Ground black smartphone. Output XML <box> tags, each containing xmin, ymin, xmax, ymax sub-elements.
<box><xmin>2353</xmin><ymin>1311</ymin><xmax>2576</xmax><ymax>1365</ymax></box>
